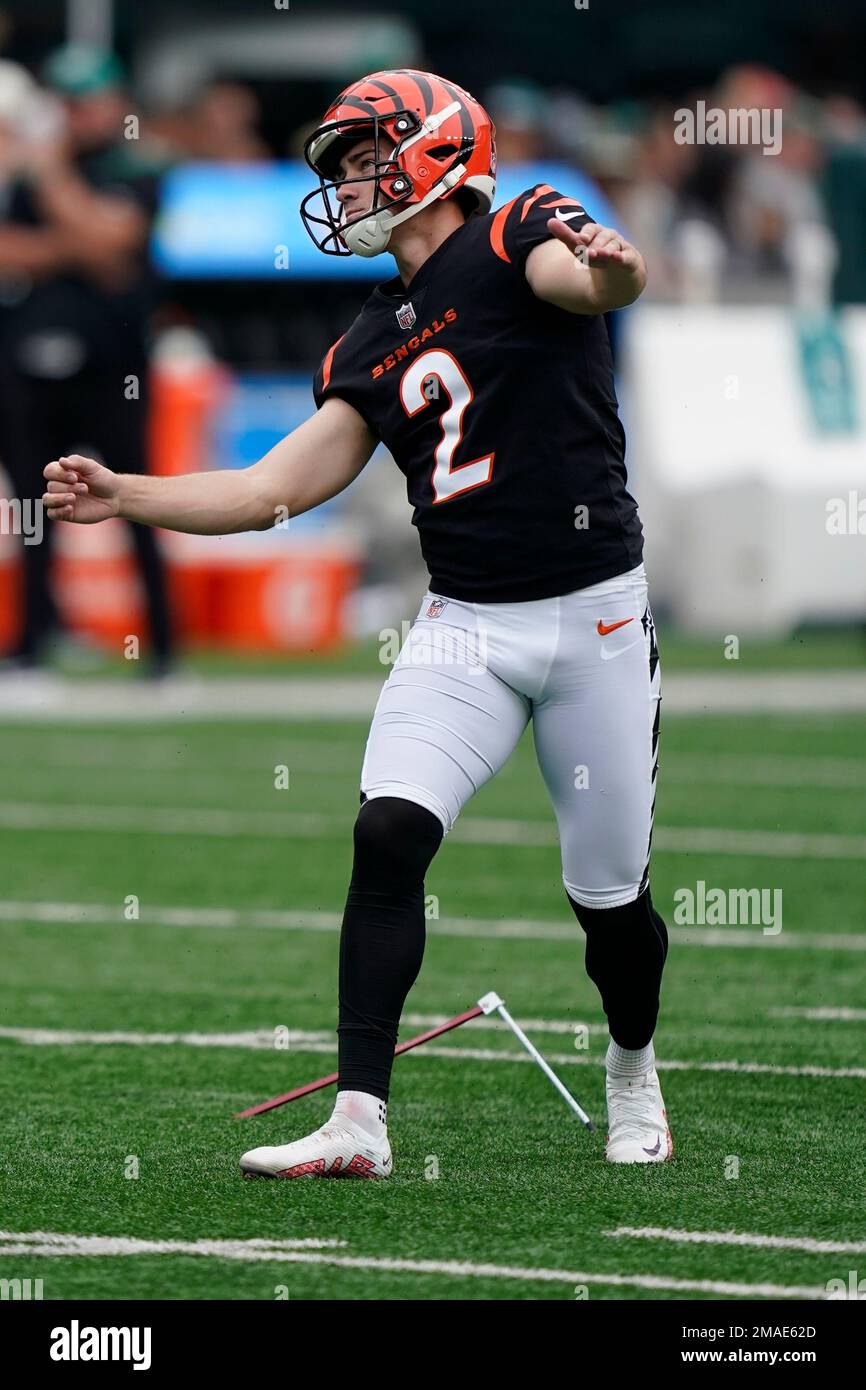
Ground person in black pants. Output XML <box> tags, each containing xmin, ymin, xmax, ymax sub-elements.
<box><xmin>0</xmin><ymin>47</ymin><xmax>173</xmax><ymax>673</ymax></box>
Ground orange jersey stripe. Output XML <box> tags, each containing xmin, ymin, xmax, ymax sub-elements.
<box><xmin>321</xmin><ymin>335</ymin><xmax>344</xmax><ymax>390</ymax></box>
<box><xmin>519</xmin><ymin>184</ymin><xmax>557</xmax><ymax>222</ymax></box>
<box><xmin>489</xmin><ymin>194</ymin><xmax>521</xmax><ymax>263</ymax></box>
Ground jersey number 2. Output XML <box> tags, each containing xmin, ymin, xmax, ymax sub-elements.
<box><xmin>399</xmin><ymin>349</ymin><xmax>494</xmax><ymax>504</ymax></box>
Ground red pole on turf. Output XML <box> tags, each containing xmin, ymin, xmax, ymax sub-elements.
<box><xmin>235</xmin><ymin>1005</ymin><xmax>484</xmax><ymax>1118</ymax></box>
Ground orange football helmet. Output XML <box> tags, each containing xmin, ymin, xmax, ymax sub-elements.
<box><xmin>301</xmin><ymin>69</ymin><xmax>496</xmax><ymax>257</ymax></box>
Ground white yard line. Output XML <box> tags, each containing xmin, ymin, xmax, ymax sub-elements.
<box><xmin>0</xmin><ymin>899</ymin><xmax>343</xmax><ymax>935</ymax></box>
<box><xmin>664</xmin><ymin>755</ymin><xmax>866</xmax><ymax>790</ymax></box>
<box><xmin>0</xmin><ymin>1230</ymin><xmax>829</xmax><ymax>1299</ymax></box>
<box><xmin>0</xmin><ymin>676</ymin><xmax>386</xmax><ymax>722</ymax></box>
<box><xmin>770</xmin><ymin>1006</ymin><xmax>866</xmax><ymax>1021</ymax></box>
<box><xmin>402</xmin><ymin>1012</ymin><xmax>609</xmax><ymax>1036</ymax></box>
<box><xmin>20</xmin><ymin>756</ymin><xmax>862</xmax><ymax>793</ymax></box>
<box><xmin>2</xmin><ymin>741</ymin><xmax>865</xmax><ymax>789</ymax></box>
<box><xmin>3</xmin><ymin>898</ymin><xmax>866</xmax><ymax>951</ymax></box>
<box><xmin>0</xmin><ymin>1017</ymin><xmax>605</xmax><ymax>1048</ymax></box>
<box><xmin>0</xmin><ymin>801</ymin><xmax>864</xmax><ymax>860</ymax></box>
<box><xmin>0</xmin><ymin>1026</ymin><xmax>336</xmax><ymax>1049</ymax></box>
<box><xmin>0</xmin><ymin>1231</ymin><xmax>344</xmax><ymax>1252</ymax></box>
<box><xmin>0</xmin><ymin>802</ymin><xmax>342</xmax><ymax>840</ymax></box>
<box><xmin>662</xmin><ymin>928</ymin><xmax>866</xmax><ymax>951</ymax></box>
<box><xmin>1</xmin><ymin>1026</ymin><xmax>863</xmax><ymax>1079</ymax></box>
<box><xmin>606</xmin><ymin>1226</ymin><xmax>866</xmax><ymax>1256</ymax></box>
<box><xmin>0</xmin><ymin>737</ymin><xmax>360</xmax><ymax>775</ymax></box>
<box><xmin>651</xmin><ymin>826</ymin><xmax>866</xmax><ymax>861</ymax></box>
<box><xmin>1</xmin><ymin>670</ymin><xmax>866</xmax><ymax>718</ymax></box>
<box><xmin>411</xmin><ymin>1048</ymin><xmax>866</xmax><ymax>1080</ymax></box>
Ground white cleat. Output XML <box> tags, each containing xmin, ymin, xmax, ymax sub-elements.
<box><xmin>239</xmin><ymin>1116</ymin><xmax>393</xmax><ymax>1180</ymax></box>
<box><xmin>605</xmin><ymin>1066</ymin><xmax>673</xmax><ymax>1164</ymax></box>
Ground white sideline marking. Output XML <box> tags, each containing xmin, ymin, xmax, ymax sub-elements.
<box><xmin>0</xmin><ymin>1230</ymin><xmax>828</xmax><ymax>1298</ymax></box>
<box><xmin>0</xmin><ymin>800</ymin><xmax>865</xmax><ymax>861</ymax></box>
<box><xmin>607</xmin><ymin>1226</ymin><xmax>866</xmax><ymax>1256</ymax></box>
<box><xmin>770</xmin><ymin>1006</ymin><xmax>866</xmax><ymax>1021</ymax></box>
<box><xmin>1</xmin><ymin>1026</ymin><xmax>863</xmax><ymax>1079</ymax></box>
<box><xmin>3</xmin><ymin>899</ymin><xmax>866</xmax><ymax>952</ymax></box>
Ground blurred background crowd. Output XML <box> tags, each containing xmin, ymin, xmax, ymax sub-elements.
<box><xmin>0</xmin><ymin>0</ymin><xmax>864</xmax><ymax>674</ymax></box>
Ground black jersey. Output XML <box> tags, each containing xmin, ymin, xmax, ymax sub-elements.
<box><xmin>313</xmin><ymin>184</ymin><xmax>643</xmax><ymax>603</ymax></box>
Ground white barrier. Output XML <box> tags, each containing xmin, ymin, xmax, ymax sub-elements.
<box><xmin>624</xmin><ymin>305</ymin><xmax>866</xmax><ymax>634</ymax></box>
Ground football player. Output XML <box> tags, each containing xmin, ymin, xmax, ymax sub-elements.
<box><xmin>43</xmin><ymin>69</ymin><xmax>672</xmax><ymax>1175</ymax></box>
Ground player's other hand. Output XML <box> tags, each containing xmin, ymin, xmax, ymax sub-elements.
<box><xmin>547</xmin><ymin>218</ymin><xmax>641</xmax><ymax>272</ymax></box>
<box><xmin>42</xmin><ymin>454</ymin><xmax>121</xmax><ymax>524</ymax></box>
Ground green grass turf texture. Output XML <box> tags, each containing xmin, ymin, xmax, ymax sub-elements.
<box><xmin>0</xmin><ymin>703</ymin><xmax>864</xmax><ymax>1300</ymax></box>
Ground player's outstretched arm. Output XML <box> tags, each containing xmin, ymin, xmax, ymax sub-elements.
<box><xmin>526</xmin><ymin>219</ymin><xmax>647</xmax><ymax>315</ymax></box>
<box><xmin>42</xmin><ymin>398</ymin><xmax>377</xmax><ymax>534</ymax></box>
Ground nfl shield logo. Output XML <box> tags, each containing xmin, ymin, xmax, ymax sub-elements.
<box><xmin>426</xmin><ymin>598</ymin><xmax>447</xmax><ymax>619</ymax></box>
<box><xmin>396</xmin><ymin>301</ymin><xmax>416</xmax><ymax>331</ymax></box>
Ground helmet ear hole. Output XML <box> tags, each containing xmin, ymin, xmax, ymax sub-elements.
<box><xmin>426</xmin><ymin>143</ymin><xmax>459</xmax><ymax>162</ymax></box>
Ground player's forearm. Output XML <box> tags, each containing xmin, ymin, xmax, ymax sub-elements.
<box><xmin>117</xmin><ymin>469</ymin><xmax>275</xmax><ymax>534</ymax></box>
<box><xmin>546</xmin><ymin>254</ymin><xmax>647</xmax><ymax>314</ymax></box>
<box><xmin>528</xmin><ymin>232</ymin><xmax>648</xmax><ymax>314</ymax></box>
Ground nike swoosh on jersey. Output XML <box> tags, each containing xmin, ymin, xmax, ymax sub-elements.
<box><xmin>597</xmin><ymin>617</ymin><xmax>635</xmax><ymax>636</ymax></box>
<box><xmin>554</xmin><ymin>206</ymin><xmax>586</xmax><ymax>223</ymax></box>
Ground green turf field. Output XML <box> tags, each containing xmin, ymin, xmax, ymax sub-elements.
<box><xmin>25</xmin><ymin>619</ymin><xmax>866</xmax><ymax>679</ymax></box>
<box><xmin>0</xmin><ymin>697</ymin><xmax>864</xmax><ymax>1300</ymax></box>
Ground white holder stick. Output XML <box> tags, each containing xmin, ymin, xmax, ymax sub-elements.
<box><xmin>477</xmin><ymin>991</ymin><xmax>595</xmax><ymax>1131</ymax></box>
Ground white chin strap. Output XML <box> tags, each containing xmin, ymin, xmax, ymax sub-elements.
<box><xmin>342</xmin><ymin>163</ymin><xmax>467</xmax><ymax>258</ymax></box>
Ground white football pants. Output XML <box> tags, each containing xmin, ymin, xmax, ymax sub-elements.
<box><xmin>361</xmin><ymin>563</ymin><xmax>660</xmax><ymax>908</ymax></box>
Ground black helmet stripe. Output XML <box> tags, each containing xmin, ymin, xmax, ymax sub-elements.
<box><xmin>385</xmin><ymin>69</ymin><xmax>432</xmax><ymax>120</ymax></box>
<box><xmin>407</xmin><ymin>70</ymin><xmax>434</xmax><ymax>118</ymax></box>
<box><xmin>337</xmin><ymin>94</ymin><xmax>385</xmax><ymax>119</ymax></box>
<box><xmin>363</xmin><ymin>77</ymin><xmax>406</xmax><ymax>111</ymax></box>
<box><xmin>438</xmin><ymin>78</ymin><xmax>475</xmax><ymax>143</ymax></box>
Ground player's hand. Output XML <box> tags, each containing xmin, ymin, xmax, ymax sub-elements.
<box><xmin>42</xmin><ymin>454</ymin><xmax>121</xmax><ymax>524</ymax></box>
<box><xmin>547</xmin><ymin>218</ymin><xmax>641</xmax><ymax>272</ymax></box>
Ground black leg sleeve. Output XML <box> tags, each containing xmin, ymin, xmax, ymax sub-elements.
<box><xmin>337</xmin><ymin>796</ymin><xmax>443</xmax><ymax>1101</ymax></box>
<box><xmin>567</xmin><ymin>886</ymin><xmax>669</xmax><ymax>1050</ymax></box>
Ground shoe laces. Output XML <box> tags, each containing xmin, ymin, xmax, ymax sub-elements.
<box><xmin>607</xmin><ymin>1074</ymin><xmax>662</xmax><ymax>1144</ymax></box>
